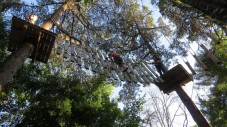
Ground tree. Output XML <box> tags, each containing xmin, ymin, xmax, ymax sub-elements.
<box><xmin>157</xmin><ymin>0</ymin><xmax>227</xmax><ymax>37</ymax></box>
<box><xmin>1</xmin><ymin>0</ymin><xmax>222</xmax><ymax>126</ymax></box>
<box><xmin>142</xmin><ymin>87</ymin><xmax>191</xmax><ymax>127</ymax></box>
<box><xmin>179</xmin><ymin>0</ymin><xmax>227</xmax><ymax>28</ymax></box>
<box><xmin>156</xmin><ymin>0</ymin><xmax>227</xmax><ymax>126</ymax></box>
<box><xmin>0</xmin><ymin>0</ymin><xmax>75</xmax><ymax>90</ymax></box>
<box><xmin>118</xmin><ymin>82</ymin><xmax>144</xmax><ymax>127</ymax></box>
<box><xmin>194</xmin><ymin>34</ymin><xmax>227</xmax><ymax>127</ymax></box>
<box><xmin>0</xmin><ymin>61</ymin><xmax>133</xmax><ymax>126</ymax></box>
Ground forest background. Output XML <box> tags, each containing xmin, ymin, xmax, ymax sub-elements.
<box><xmin>0</xmin><ymin>0</ymin><xmax>226</xmax><ymax>127</ymax></box>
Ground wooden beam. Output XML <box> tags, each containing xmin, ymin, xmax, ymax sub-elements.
<box><xmin>143</xmin><ymin>62</ymin><xmax>164</xmax><ymax>82</ymax></box>
<box><xmin>114</xmin><ymin>65</ymin><xmax>125</xmax><ymax>81</ymax></box>
<box><xmin>75</xmin><ymin>46</ymin><xmax>82</xmax><ymax>66</ymax></box>
<box><xmin>124</xmin><ymin>59</ymin><xmax>139</xmax><ymax>83</ymax></box>
<box><xmin>70</xmin><ymin>42</ymin><xmax>75</xmax><ymax>62</ymax></box>
<box><xmin>56</xmin><ymin>38</ymin><xmax>64</xmax><ymax>55</ymax></box>
<box><xmin>63</xmin><ymin>40</ymin><xmax>69</xmax><ymax>59</ymax></box>
<box><xmin>134</xmin><ymin>66</ymin><xmax>149</xmax><ymax>83</ymax></box>
<box><xmin>127</xmin><ymin>59</ymin><xmax>144</xmax><ymax>83</ymax></box>
<box><xmin>82</xmin><ymin>45</ymin><xmax>89</xmax><ymax>69</ymax></box>
<box><xmin>87</xmin><ymin>47</ymin><xmax>96</xmax><ymax>72</ymax></box>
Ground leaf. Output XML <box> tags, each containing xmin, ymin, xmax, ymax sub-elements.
<box><xmin>84</xmin><ymin>0</ymin><xmax>88</xmax><ymax>6</ymax></box>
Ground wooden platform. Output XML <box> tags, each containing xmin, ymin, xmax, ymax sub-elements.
<box><xmin>8</xmin><ymin>16</ymin><xmax>56</xmax><ymax>63</ymax></box>
<box><xmin>156</xmin><ymin>64</ymin><xmax>193</xmax><ymax>94</ymax></box>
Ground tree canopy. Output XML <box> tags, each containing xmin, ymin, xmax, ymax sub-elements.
<box><xmin>0</xmin><ymin>0</ymin><xmax>227</xmax><ymax>126</ymax></box>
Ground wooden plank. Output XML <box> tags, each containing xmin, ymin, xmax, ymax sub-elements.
<box><xmin>98</xmin><ymin>65</ymin><xmax>104</xmax><ymax>75</ymax></box>
<box><xmin>105</xmin><ymin>59</ymin><xmax>112</xmax><ymax>77</ymax></box>
<box><xmin>43</xmin><ymin>34</ymin><xmax>55</xmax><ymax>62</ymax></box>
<box><xmin>143</xmin><ymin>62</ymin><xmax>163</xmax><ymax>82</ymax></box>
<box><xmin>97</xmin><ymin>50</ymin><xmax>106</xmax><ymax>68</ymax></box>
<box><xmin>103</xmin><ymin>52</ymin><xmax>125</xmax><ymax>81</ymax></box>
<box><xmin>89</xmin><ymin>52</ymin><xmax>96</xmax><ymax>72</ymax></box>
<box><xmin>42</xmin><ymin>33</ymin><xmax>51</xmax><ymax>53</ymax></box>
<box><xmin>93</xmin><ymin>53</ymin><xmax>100</xmax><ymax>68</ymax></box>
<box><xmin>70</xmin><ymin>43</ymin><xmax>75</xmax><ymax>62</ymax></box>
<box><xmin>111</xmin><ymin>70</ymin><xmax>118</xmax><ymax>80</ymax></box>
<box><xmin>87</xmin><ymin>50</ymin><xmax>94</xmax><ymax>62</ymax></box>
<box><xmin>92</xmin><ymin>50</ymin><xmax>104</xmax><ymax>74</ymax></box>
<box><xmin>114</xmin><ymin>65</ymin><xmax>124</xmax><ymax>81</ymax></box>
<box><xmin>102</xmin><ymin>58</ymin><xmax>109</xmax><ymax>76</ymax></box>
<box><xmin>123</xmin><ymin>59</ymin><xmax>138</xmax><ymax>83</ymax></box>
<box><xmin>134</xmin><ymin>66</ymin><xmax>149</xmax><ymax>83</ymax></box>
<box><xmin>75</xmin><ymin>46</ymin><xmax>82</xmax><ymax>66</ymax></box>
<box><xmin>37</xmin><ymin>32</ymin><xmax>46</xmax><ymax>61</ymax></box>
<box><xmin>63</xmin><ymin>40</ymin><xmax>69</xmax><ymax>59</ymax></box>
<box><xmin>158</xmin><ymin>64</ymin><xmax>193</xmax><ymax>94</ymax></box>
<box><xmin>122</xmin><ymin>71</ymin><xmax>131</xmax><ymax>82</ymax></box>
<box><xmin>111</xmin><ymin>61</ymin><xmax>118</xmax><ymax>70</ymax></box>
<box><xmin>141</xmin><ymin>63</ymin><xmax>156</xmax><ymax>83</ymax></box>
<box><xmin>128</xmin><ymin>59</ymin><xmax>145</xmax><ymax>83</ymax></box>
<box><xmin>141</xmin><ymin>63</ymin><xmax>155</xmax><ymax>79</ymax></box>
<box><xmin>82</xmin><ymin>46</ymin><xmax>89</xmax><ymax>69</ymax></box>
<box><xmin>56</xmin><ymin>38</ymin><xmax>64</xmax><ymax>55</ymax></box>
<box><xmin>76</xmin><ymin>46</ymin><xmax>81</xmax><ymax>57</ymax></box>
<box><xmin>95</xmin><ymin>50</ymin><xmax>105</xmax><ymax>75</ymax></box>
<box><xmin>139</xmin><ymin>65</ymin><xmax>154</xmax><ymax>83</ymax></box>
<box><xmin>92</xmin><ymin>49</ymin><xmax>100</xmax><ymax>65</ymax></box>
<box><xmin>9</xmin><ymin>16</ymin><xmax>56</xmax><ymax>63</ymax></box>
<box><xmin>96</xmin><ymin>60</ymin><xmax>104</xmax><ymax>75</ymax></box>
<box><xmin>112</xmin><ymin>57</ymin><xmax>132</xmax><ymax>82</ymax></box>
<box><xmin>125</xmin><ymin>72</ymin><xmax>135</xmax><ymax>82</ymax></box>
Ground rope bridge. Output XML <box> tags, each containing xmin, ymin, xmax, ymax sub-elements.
<box><xmin>55</xmin><ymin>37</ymin><xmax>193</xmax><ymax>94</ymax></box>
<box><xmin>55</xmin><ymin>37</ymin><xmax>158</xmax><ymax>85</ymax></box>
<box><xmin>8</xmin><ymin>16</ymin><xmax>193</xmax><ymax>94</ymax></box>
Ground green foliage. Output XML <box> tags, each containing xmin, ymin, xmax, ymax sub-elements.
<box><xmin>0</xmin><ymin>63</ymin><xmax>125</xmax><ymax>127</ymax></box>
<box><xmin>195</xmin><ymin>34</ymin><xmax>227</xmax><ymax>127</ymax></box>
<box><xmin>83</xmin><ymin>0</ymin><xmax>89</xmax><ymax>6</ymax></box>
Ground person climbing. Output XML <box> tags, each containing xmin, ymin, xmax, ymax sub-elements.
<box><xmin>108</xmin><ymin>51</ymin><xmax>128</xmax><ymax>72</ymax></box>
<box><xmin>152</xmin><ymin>54</ymin><xmax>166</xmax><ymax>76</ymax></box>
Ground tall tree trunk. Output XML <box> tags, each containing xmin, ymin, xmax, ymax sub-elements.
<box><xmin>0</xmin><ymin>0</ymin><xmax>74</xmax><ymax>90</ymax></box>
<box><xmin>41</xmin><ymin>0</ymin><xmax>74</xmax><ymax>30</ymax></box>
<box><xmin>0</xmin><ymin>43</ymin><xmax>34</xmax><ymax>90</ymax></box>
<box><xmin>180</xmin><ymin>0</ymin><xmax>227</xmax><ymax>26</ymax></box>
<box><xmin>175</xmin><ymin>86</ymin><xmax>211</xmax><ymax>127</ymax></box>
<box><xmin>160</xmin><ymin>63</ymin><xmax>211</xmax><ymax>127</ymax></box>
<box><xmin>135</xmin><ymin>9</ymin><xmax>210</xmax><ymax>126</ymax></box>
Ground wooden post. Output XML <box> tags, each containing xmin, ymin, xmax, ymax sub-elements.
<box><xmin>56</xmin><ymin>38</ymin><xmax>64</xmax><ymax>55</ymax></box>
<box><xmin>135</xmin><ymin>10</ymin><xmax>210</xmax><ymax>126</ymax></box>
<box><xmin>0</xmin><ymin>0</ymin><xmax>74</xmax><ymax>90</ymax></box>
<box><xmin>75</xmin><ymin>46</ymin><xmax>82</xmax><ymax>66</ymax></box>
<box><xmin>82</xmin><ymin>46</ymin><xmax>89</xmax><ymax>69</ymax></box>
<box><xmin>63</xmin><ymin>40</ymin><xmax>69</xmax><ymax>59</ymax></box>
<box><xmin>175</xmin><ymin>87</ymin><xmax>212</xmax><ymax>127</ymax></box>
<box><xmin>70</xmin><ymin>42</ymin><xmax>75</xmax><ymax>62</ymax></box>
<box><xmin>161</xmin><ymin>66</ymin><xmax>211</xmax><ymax>127</ymax></box>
